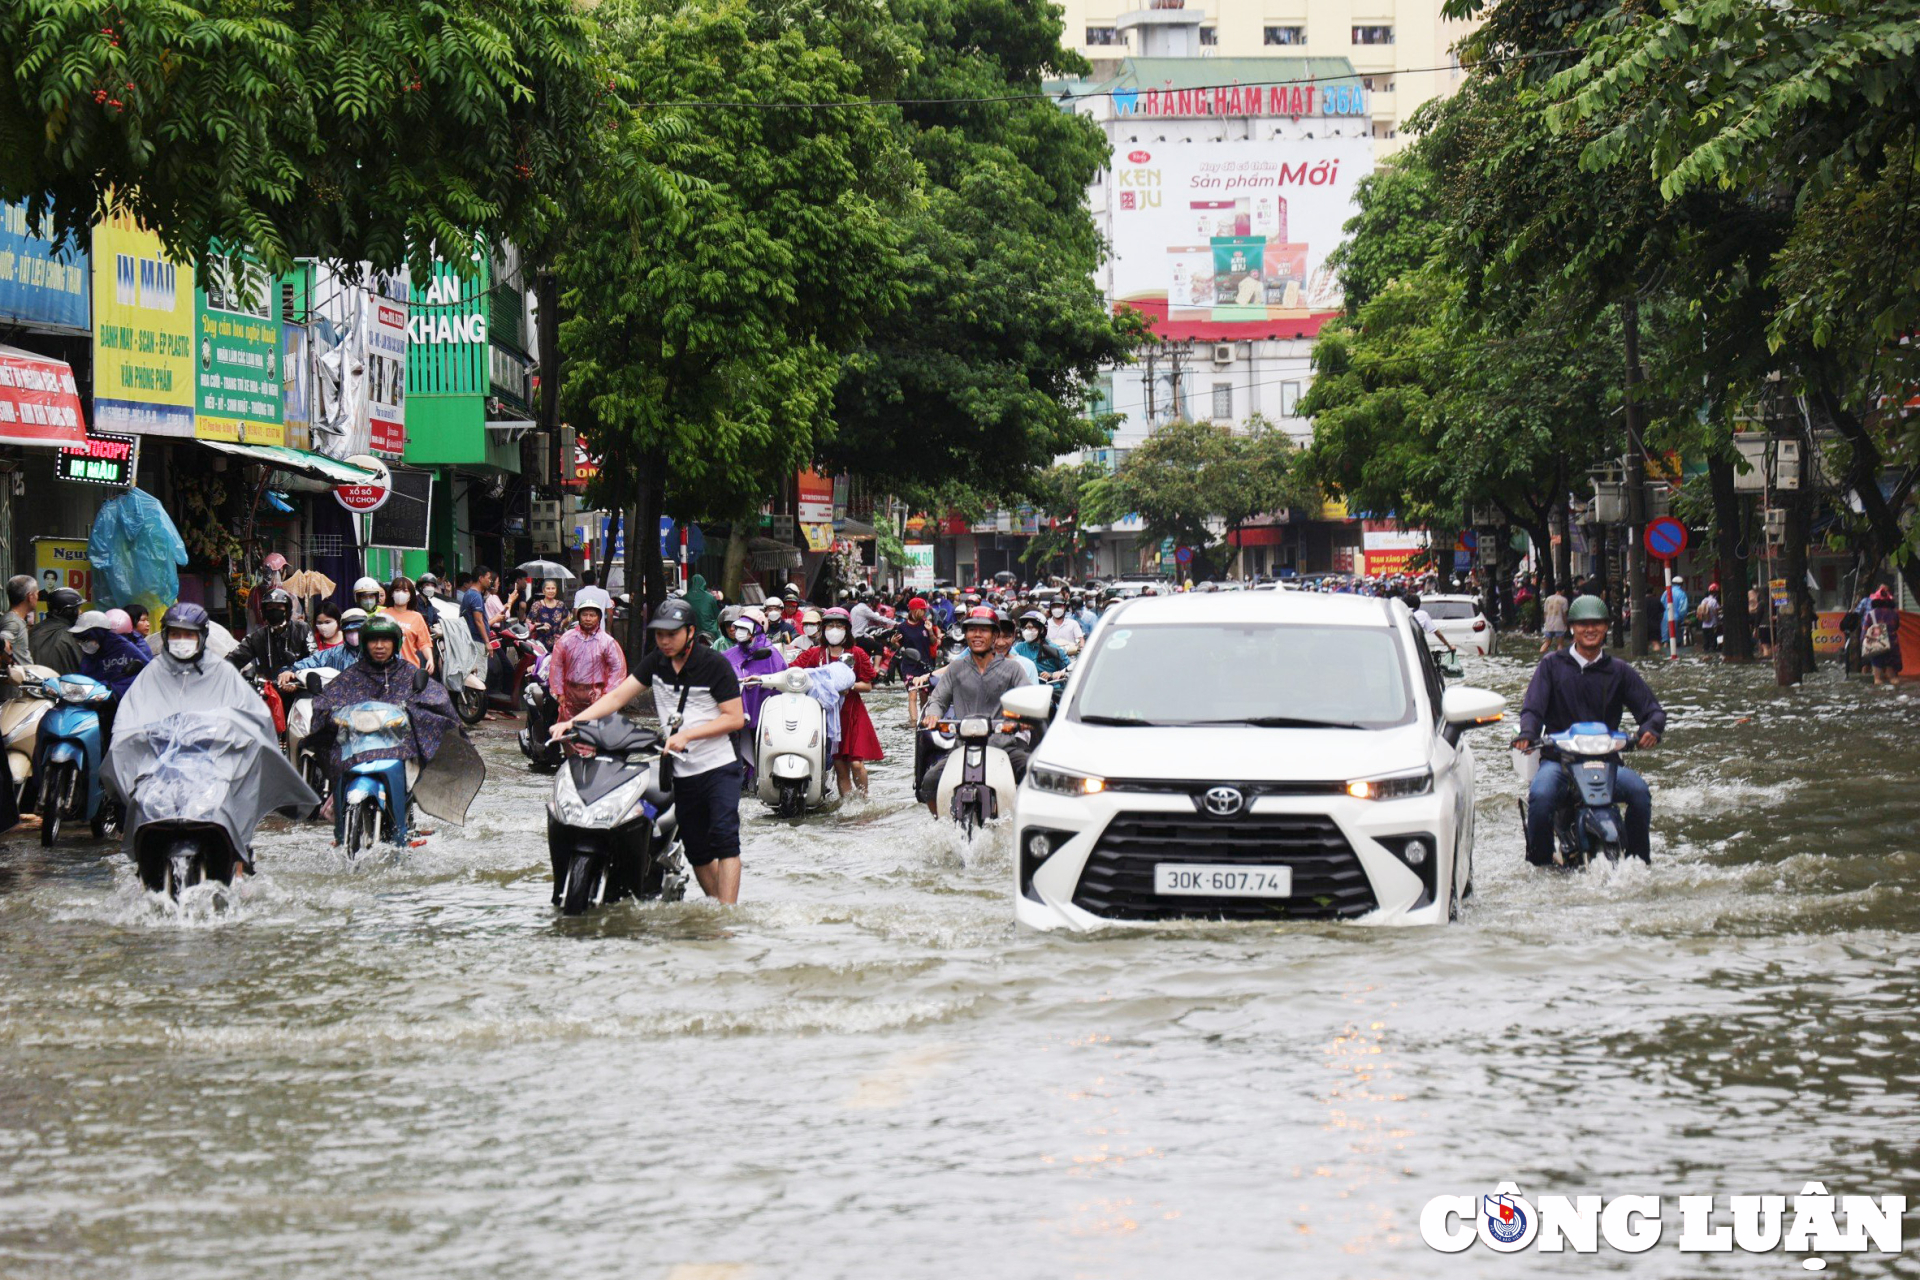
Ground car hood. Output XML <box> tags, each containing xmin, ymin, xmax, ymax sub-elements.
<box><xmin>1036</xmin><ymin>719</ymin><xmax>1432</xmax><ymax>783</ymax></box>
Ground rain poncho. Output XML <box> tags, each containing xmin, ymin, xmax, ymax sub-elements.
<box><xmin>309</xmin><ymin>654</ymin><xmax>483</xmax><ymax>826</ymax></box>
<box><xmin>86</xmin><ymin>488</ymin><xmax>189</xmax><ymax>614</ymax></box>
<box><xmin>724</xmin><ymin>622</ymin><xmax>787</xmax><ymax>730</ymax></box>
<box><xmin>685</xmin><ymin>574</ymin><xmax>721</xmax><ymax>640</ymax></box>
<box><xmin>105</xmin><ymin>651</ymin><xmax>318</xmax><ymax>857</ymax></box>
<box><xmin>547</xmin><ymin>624</ymin><xmax>628</xmax><ymax>721</ymax></box>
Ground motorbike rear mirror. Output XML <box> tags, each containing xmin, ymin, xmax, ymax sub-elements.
<box><xmin>1000</xmin><ymin>684</ymin><xmax>1055</xmax><ymax>722</ymax></box>
<box><xmin>1441</xmin><ymin>685</ymin><xmax>1506</xmax><ymax>727</ymax></box>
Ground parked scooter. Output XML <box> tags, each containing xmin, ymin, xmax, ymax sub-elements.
<box><xmin>331</xmin><ymin>701</ymin><xmax>418</xmax><ymax>855</ymax></box>
<box><xmin>745</xmin><ymin>667</ymin><xmax>835</xmax><ymax>817</ymax></box>
<box><xmin>1516</xmin><ymin>722</ymin><xmax>1640</xmax><ymax>867</ymax></box>
<box><xmin>283</xmin><ymin>668</ymin><xmax>342</xmax><ymax>802</ymax></box>
<box><xmin>427</xmin><ymin>597</ymin><xmax>490</xmax><ymax>726</ymax></box>
<box><xmin>495</xmin><ymin>618</ymin><xmax>547</xmax><ymax>705</ymax></box>
<box><xmin>518</xmin><ymin>651</ymin><xmax>564</xmax><ymax>774</ymax></box>
<box><xmin>916</xmin><ymin>715</ymin><xmax>1021</xmax><ymax>839</ymax></box>
<box><xmin>37</xmin><ymin>672</ymin><xmax>117</xmax><ymax>845</ymax></box>
<box><xmin>547</xmin><ymin>715</ymin><xmax>689</xmax><ymax>915</ymax></box>
<box><xmin>2</xmin><ymin>662</ymin><xmax>58</xmax><ymax>812</ymax></box>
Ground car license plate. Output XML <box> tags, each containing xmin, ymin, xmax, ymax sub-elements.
<box><xmin>1153</xmin><ymin>863</ymin><xmax>1293</xmax><ymax>898</ymax></box>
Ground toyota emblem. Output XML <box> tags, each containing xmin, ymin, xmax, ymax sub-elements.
<box><xmin>1202</xmin><ymin>786</ymin><xmax>1245</xmax><ymax>816</ymax></box>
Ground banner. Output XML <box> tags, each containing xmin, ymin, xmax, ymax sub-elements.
<box><xmin>365</xmin><ymin>286</ymin><xmax>408</xmax><ymax>457</ymax></box>
<box><xmin>194</xmin><ymin>256</ymin><xmax>284</xmax><ymax>446</ymax></box>
<box><xmin>34</xmin><ymin>538</ymin><xmax>92</xmax><ymax>611</ymax></box>
<box><xmin>797</xmin><ymin>469</ymin><xmax>834</xmax><ymax>525</ymax></box>
<box><xmin>92</xmin><ymin>214</ymin><xmax>195</xmax><ymax>437</ymax></box>
<box><xmin>0</xmin><ymin>201</ymin><xmax>89</xmax><ymax>331</ymax></box>
<box><xmin>1109</xmin><ymin>139</ymin><xmax>1372</xmax><ymax>333</ymax></box>
<box><xmin>904</xmin><ymin>543</ymin><xmax>935</xmax><ymax>589</ymax></box>
<box><xmin>282</xmin><ymin>323</ymin><xmax>311</xmax><ymax>450</ymax></box>
<box><xmin>0</xmin><ymin>346</ymin><xmax>87</xmax><ymax>447</ymax></box>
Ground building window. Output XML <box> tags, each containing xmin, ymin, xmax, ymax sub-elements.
<box><xmin>1200</xmin><ymin>25</ymin><xmax>1218</xmax><ymax>46</ymax></box>
<box><xmin>1361</xmin><ymin>76</ymin><xmax>1394</xmax><ymax>92</ymax></box>
<box><xmin>1281</xmin><ymin>381</ymin><xmax>1302</xmax><ymax>417</ymax></box>
<box><xmin>1212</xmin><ymin>383</ymin><xmax>1233</xmax><ymax>421</ymax></box>
<box><xmin>1086</xmin><ymin>25</ymin><xmax>1123</xmax><ymax>46</ymax></box>
<box><xmin>1352</xmin><ymin>24</ymin><xmax>1395</xmax><ymax>44</ymax></box>
<box><xmin>1263</xmin><ymin>24</ymin><xmax>1306</xmax><ymax>45</ymax></box>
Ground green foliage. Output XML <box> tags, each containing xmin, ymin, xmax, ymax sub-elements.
<box><xmin>824</xmin><ymin>0</ymin><xmax>1139</xmax><ymax>494</ymax></box>
<box><xmin>0</xmin><ymin>0</ymin><xmax>604</xmax><ymax>276</ymax></box>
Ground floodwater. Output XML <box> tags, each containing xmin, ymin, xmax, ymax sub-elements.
<box><xmin>2</xmin><ymin>652</ymin><xmax>1918</xmax><ymax>1279</ymax></box>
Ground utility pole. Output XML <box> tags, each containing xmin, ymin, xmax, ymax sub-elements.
<box><xmin>1142</xmin><ymin>344</ymin><xmax>1158</xmax><ymax>425</ymax></box>
<box><xmin>1622</xmin><ymin>296</ymin><xmax>1650</xmax><ymax>657</ymax></box>
<box><xmin>1167</xmin><ymin>341</ymin><xmax>1188</xmax><ymax>422</ymax></box>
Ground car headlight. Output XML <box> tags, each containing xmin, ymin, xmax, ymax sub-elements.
<box><xmin>1030</xmin><ymin>765</ymin><xmax>1106</xmax><ymax>796</ymax></box>
<box><xmin>1345</xmin><ymin>769</ymin><xmax>1433</xmax><ymax>800</ymax></box>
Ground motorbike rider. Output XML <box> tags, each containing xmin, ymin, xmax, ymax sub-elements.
<box><xmin>309</xmin><ymin>614</ymin><xmax>463</xmax><ymax>840</ymax></box>
<box><xmin>109</xmin><ymin>603</ymin><xmax>297</xmax><ymax>879</ymax></box>
<box><xmin>788</xmin><ymin>608</ymin><xmax>824</xmax><ymax>657</ymax></box>
<box><xmin>1073</xmin><ymin>594</ymin><xmax>1100</xmax><ymax>635</ymax></box>
<box><xmin>1043</xmin><ymin>599</ymin><xmax>1084</xmax><ymax>654</ymax></box>
<box><xmin>1013</xmin><ymin>610</ymin><xmax>1070</xmax><ymax>676</ymax></box>
<box><xmin>1511</xmin><ymin>595</ymin><xmax>1666</xmax><ymax>865</ymax></box>
<box><xmin>551</xmin><ymin>597</ymin><xmax>747</xmax><ymax>904</ymax></box>
<box><xmin>545</xmin><ymin>587</ymin><xmax>628</xmax><ymax>735</ymax></box>
<box><xmin>761</xmin><ymin>600</ymin><xmax>798</xmax><ymax>645</ymax></box>
<box><xmin>30</xmin><ymin>586</ymin><xmax>84</xmax><ymax>676</ymax></box>
<box><xmin>285</xmin><ymin>608</ymin><xmax>368</xmax><ymax>679</ymax></box>
<box><xmin>382</xmin><ymin>575</ymin><xmax>437</xmax><ymax>673</ymax></box>
<box><xmin>227</xmin><ymin>587</ymin><xmax>313</xmax><ymax>680</ymax></box>
<box><xmin>71</xmin><ymin>610</ymin><xmax>149</xmax><ymax>701</ymax></box>
<box><xmin>917</xmin><ymin>606</ymin><xmax>1036</xmax><ymax>816</ymax></box>
<box><xmin>895</xmin><ymin>597</ymin><xmax>937</xmax><ymax>676</ymax></box>
<box><xmin>994</xmin><ymin>613</ymin><xmax>1040</xmax><ymax>681</ymax></box>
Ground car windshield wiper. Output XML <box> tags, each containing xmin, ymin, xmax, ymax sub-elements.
<box><xmin>1077</xmin><ymin>714</ymin><xmax>1157</xmax><ymax>726</ymax></box>
<box><xmin>1177</xmin><ymin>716</ymin><xmax>1370</xmax><ymax>730</ymax></box>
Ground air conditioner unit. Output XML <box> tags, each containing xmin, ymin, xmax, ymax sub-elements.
<box><xmin>1212</xmin><ymin>343</ymin><xmax>1235</xmax><ymax>366</ymax></box>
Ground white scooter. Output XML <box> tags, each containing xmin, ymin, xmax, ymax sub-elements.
<box><xmin>283</xmin><ymin>667</ymin><xmax>342</xmax><ymax>801</ymax></box>
<box><xmin>919</xmin><ymin>715</ymin><xmax>1021</xmax><ymax>839</ymax></box>
<box><xmin>746</xmin><ymin>667</ymin><xmax>836</xmax><ymax>818</ymax></box>
<box><xmin>2</xmin><ymin>662</ymin><xmax>58</xmax><ymax>810</ymax></box>
<box><xmin>426</xmin><ymin>597</ymin><xmax>490</xmax><ymax>726</ymax></box>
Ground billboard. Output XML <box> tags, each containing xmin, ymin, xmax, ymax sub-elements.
<box><xmin>1109</xmin><ymin>139</ymin><xmax>1372</xmax><ymax>330</ymax></box>
<box><xmin>903</xmin><ymin>543</ymin><xmax>935</xmax><ymax>590</ymax></box>
<box><xmin>0</xmin><ymin>201</ymin><xmax>89</xmax><ymax>331</ymax></box>
<box><xmin>366</xmin><ymin>286</ymin><xmax>408</xmax><ymax>458</ymax></box>
<box><xmin>194</xmin><ymin>256</ymin><xmax>284</xmax><ymax>446</ymax></box>
<box><xmin>92</xmin><ymin>214</ymin><xmax>195</xmax><ymax>438</ymax></box>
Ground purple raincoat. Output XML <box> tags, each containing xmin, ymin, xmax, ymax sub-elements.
<box><xmin>725</xmin><ymin>621</ymin><xmax>789</xmax><ymax>731</ymax></box>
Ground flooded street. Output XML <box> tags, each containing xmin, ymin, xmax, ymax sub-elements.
<box><xmin>3</xmin><ymin>652</ymin><xmax>1918</xmax><ymax>1278</ymax></box>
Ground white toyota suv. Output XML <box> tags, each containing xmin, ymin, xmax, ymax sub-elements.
<box><xmin>1001</xmin><ymin>591</ymin><xmax>1507</xmax><ymax>931</ymax></box>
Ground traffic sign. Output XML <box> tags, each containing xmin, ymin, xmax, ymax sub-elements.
<box><xmin>333</xmin><ymin>454</ymin><xmax>392</xmax><ymax>514</ymax></box>
<box><xmin>1174</xmin><ymin>545</ymin><xmax>1194</xmax><ymax>565</ymax></box>
<box><xmin>1644</xmin><ymin>517</ymin><xmax>1688</xmax><ymax>561</ymax></box>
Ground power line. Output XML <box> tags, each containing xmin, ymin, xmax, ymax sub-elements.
<box><xmin>634</xmin><ymin>48</ymin><xmax>1578</xmax><ymax>112</ymax></box>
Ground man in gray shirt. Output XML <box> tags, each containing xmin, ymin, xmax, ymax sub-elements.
<box><xmin>2</xmin><ymin>575</ymin><xmax>36</xmax><ymax>668</ymax></box>
<box><xmin>917</xmin><ymin>607</ymin><xmax>1035</xmax><ymax>812</ymax></box>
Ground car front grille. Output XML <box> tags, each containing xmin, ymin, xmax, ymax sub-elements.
<box><xmin>1071</xmin><ymin>811</ymin><xmax>1378</xmax><ymax>922</ymax></box>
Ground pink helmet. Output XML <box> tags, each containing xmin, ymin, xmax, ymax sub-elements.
<box><xmin>104</xmin><ymin>608</ymin><xmax>133</xmax><ymax>634</ymax></box>
<box><xmin>822</xmin><ymin>606</ymin><xmax>853</xmax><ymax>623</ymax></box>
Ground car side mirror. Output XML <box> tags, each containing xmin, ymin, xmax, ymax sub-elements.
<box><xmin>1000</xmin><ymin>683</ymin><xmax>1055</xmax><ymax>722</ymax></box>
<box><xmin>1441</xmin><ymin>685</ymin><xmax>1506</xmax><ymax>728</ymax></box>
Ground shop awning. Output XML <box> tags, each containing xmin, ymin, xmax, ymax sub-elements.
<box><xmin>835</xmin><ymin>516</ymin><xmax>880</xmax><ymax>541</ymax></box>
<box><xmin>199</xmin><ymin>441</ymin><xmax>381</xmax><ymax>484</ymax></box>
<box><xmin>0</xmin><ymin>345</ymin><xmax>86</xmax><ymax>448</ymax></box>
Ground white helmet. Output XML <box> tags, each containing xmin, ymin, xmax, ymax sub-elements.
<box><xmin>573</xmin><ymin>586</ymin><xmax>613</xmax><ymax>616</ymax></box>
<box><xmin>352</xmin><ymin>576</ymin><xmax>382</xmax><ymax>603</ymax></box>
<box><xmin>72</xmin><ymin>609</ymin><xmax>113</xmax><ymax>637</ymax></box>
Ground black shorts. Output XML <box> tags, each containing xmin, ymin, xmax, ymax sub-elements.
<box><xmin>674</xmin><ymin>760</ymin><xmax>743</xmax><ymax>866</ymax></box>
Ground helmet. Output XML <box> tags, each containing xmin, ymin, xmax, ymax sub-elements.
<box><xmin>340</xmin><ymin>608</ymin><xmax>369</xmax><ymax>630</ymax></box>
<box><xmin>1567</xmin><ymin>595</ymin><xmax>1609</xmax><ymax>624</ymax></box>
<box><xmin>45</xmin><ymin>587</ymin><xmax>81</xmax><ymax>623</ymax></box>
<box><xmin>360</xmin><ymin>614</ymin><xmax>405</xmax><ymax>652</ymax></box>
<box><xmin>160</xmin><ymin>602</ymin><xmax>210</xmax><ymax>661</ymax></box>
<box><xmin>261</xmin><ymin>586</ymin><xmax>293</xmax><ymax>626</ymax></box>
<box><xmin>72</xmin><ymin>609</ymin><xmax>113</xmax><ymax>637</ymax></box>
<box><xmin>574</xmin><ymin>587</ymin><xmax>613</xmax><ymax>617</ymax></box>
<box><xmin>104</xmin><ymin>608</ymin><xmax>133</xmax><ymax>634</ymax></box>
<box><xmin>800</xmin><ymin>609</ymin><xmax>823</xmax><ymax>626</ymax></box>
<box><xmin>821</xmin><ymin>607</ymin><xmax>852</xmax><ymax>629</ymax></box>
<box><xmin>961</xmin><ymin>606</ymin><xmax>997</xmax><ymax>628</ymax></box>
<box><xmin>1020</xmin><ymin>609</ymin><xmax>1046</xmax><ymax>625</ymax></box>
<box><xmin>353</xmin><ymin>576</ymin><xmax>381</xmax><ymax>596</ymax></box>
<box><xmin>647</xmin><ymin>598</ymin><xmax>698</xmax><ymax>632</ymax></box>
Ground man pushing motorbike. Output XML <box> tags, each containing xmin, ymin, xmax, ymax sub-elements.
<box><xmin>1511</xmin><ymin>595</ymin><xmax>1667</xmax><ymax>865</ymax></box>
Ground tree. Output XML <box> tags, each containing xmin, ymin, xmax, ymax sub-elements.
<box><xmin>0</xmin><ymin>0</ymin><xmax>605</xmax><ymax>276</ymax></box>
<box><xmin>1019</xmin><ymin>460</ymin><xmax>1108</xmax><ymax>579</ymax></box>
<box><xmin>823</xmin><ymin>0</ymin><xmax>1139</xmax><ymax>494</ymax></box>
<box><xmin>557</xmin><ymin>0</ymin><xmax>912</xmax><ymax>632</ymax></box>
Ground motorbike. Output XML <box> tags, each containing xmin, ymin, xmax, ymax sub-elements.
<box><xmin>517</xmin><ymin>650</ymin><xmax>564</xmax><ymax>774</ymax></box>
<box><xmin>2</xmin><ymin>662</ymin><xmax>58</xmax><ymax>812</ymax></box>
<box><xmin>854</xmin><ymin>626</ymin><xmax>902</xmax><ymax>686</ymax></box>
<box><xmin>37</xmin><ymin>672</ymin><xmax>116</xmax><ymax>845</ymax></box>
<box><xmin>331</xmin><ymin>701</ymin><xmax>419</xmax><ymax>855</ymax></box>
<box><xmin>745</xmin><ymin>668</ymin><xmax>836</xmax><ymax>817</ymax></box>
<box><xmin>547</xmin><ymin>714</ymin><xmax>689</xmax><ymax>915</ymax></box>
<box><xmin>495</xmin><ymin>618</ymin><xmax>547</xmax><ymax>701</ymax></box>
<box><xmin>283</xmin><ymin>668</ymin><xmax>342</xmax><ymax>802</ymax></box>
<box><xmin>916</xmin><ymin>715</ymin><xmax>1021</xmax><ymax>839</ymax></box>
<box><xmin>426</xmin><ymin>597</ymin><xmax>490</xmax><ymax>726</ymax></box>
<box><xmin>1518</xmin><ymin>721</ymin><xmax>1639</xmax><ymax>868</ymax></box>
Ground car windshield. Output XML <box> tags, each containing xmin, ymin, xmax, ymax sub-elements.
<box><xmin>1424</xmin><ymin>600</ymin><xmax>1477</xmax><ymax>620</ymax></box>
<box><xmin>1070</xmin><ymin>622</ymin><xmax>1413</xmax><ymax>728</ymax></box>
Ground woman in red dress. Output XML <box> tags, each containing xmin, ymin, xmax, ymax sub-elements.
<box><xmin>791</xmin><ymin>606</ymin><xmax>883</xmax><ymax>798</ymax></box>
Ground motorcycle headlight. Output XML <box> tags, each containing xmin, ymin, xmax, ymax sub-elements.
<box><xmin>1345</xmin><ymin>769</ymin><xmax>1433</xmax><ymax>800</ymax></box>
<box><xmin>351</xmin><ymin>709</ymin><xmax>384</xmax><ymax>734</ymax></box>
<box><xmin>1029</xmin><ymin>765</ymin><xmax>1106</xmax><ymax>796</ymax></box>
<box><xmin>59</xmin><ymin>683</ymin><xmax>88</xmax><ymax>704</ymax></box>
<box><xmin>1567</xmin><ymin>734</ymin><xmax>1622</xmax><ymax>755</ymax></box>
<box><xmin>958</xmin><ymin>716</ymin><xmax>991</xmax><ymax>739</ymax></box>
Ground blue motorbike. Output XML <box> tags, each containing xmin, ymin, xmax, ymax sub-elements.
<box><xmin>331</xmin><ymin>701</ymin><xmax>414</xmax><ymax>856</ymax></box>
<box><xmin>37</xmin><ymin>673</ymin><xmax>117</xmax><ymax>845</ymax></box>
<box><xmin>1537</xmin><ymin>720</ymin><xmax>1635</xmax><ymax>867</ymax></box>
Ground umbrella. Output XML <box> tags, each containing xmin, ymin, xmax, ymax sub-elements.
<box><xmin>284</xmin><ymin>569</ymin><xmax>336</xmax><ymax>598</ymax></box>
<box><xmin>516</xmin><ymin>559</ymin><xmax>576</xmax><ymax>583</ymax></box>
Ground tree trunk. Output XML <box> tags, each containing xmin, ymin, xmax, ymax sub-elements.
<box><xmin>1622</xmin><ymin>297</ymin><xmax>1650</xmax><ymax>657</ymax></box>
<box><xmin>721</xmin><ymin>517</ymin><xmax>750</xmax><ymax>600</ymax></box>
<box><xmin>1553</xmin><ymin>477</ymin><xmax>1573</xmax><ymax>591</ymax></box>
<box><xmin>1708</xmin><ymin>452</ymin><xmax>1752</xmax><ymax>662</ymax></box>
<box><xmin>1774</xmin><ymin>444</ymin><xmax>1815</xmax><ymax>686</ymax></box>
<box><xmin>1816</xmin><ymin>385</ymin><xmax>1920</xmax><ymax>603</ymax></box>
<box><xmin>632</xmin><ymin>449</ymin><xmax>670</xmax><ymax>665</ymax></box>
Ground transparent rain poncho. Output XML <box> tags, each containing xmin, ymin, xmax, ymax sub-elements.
<box><xmin>332</xmin><ymin>701</ymin><xmax>410</xmax><ymax>761</ymax></box>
